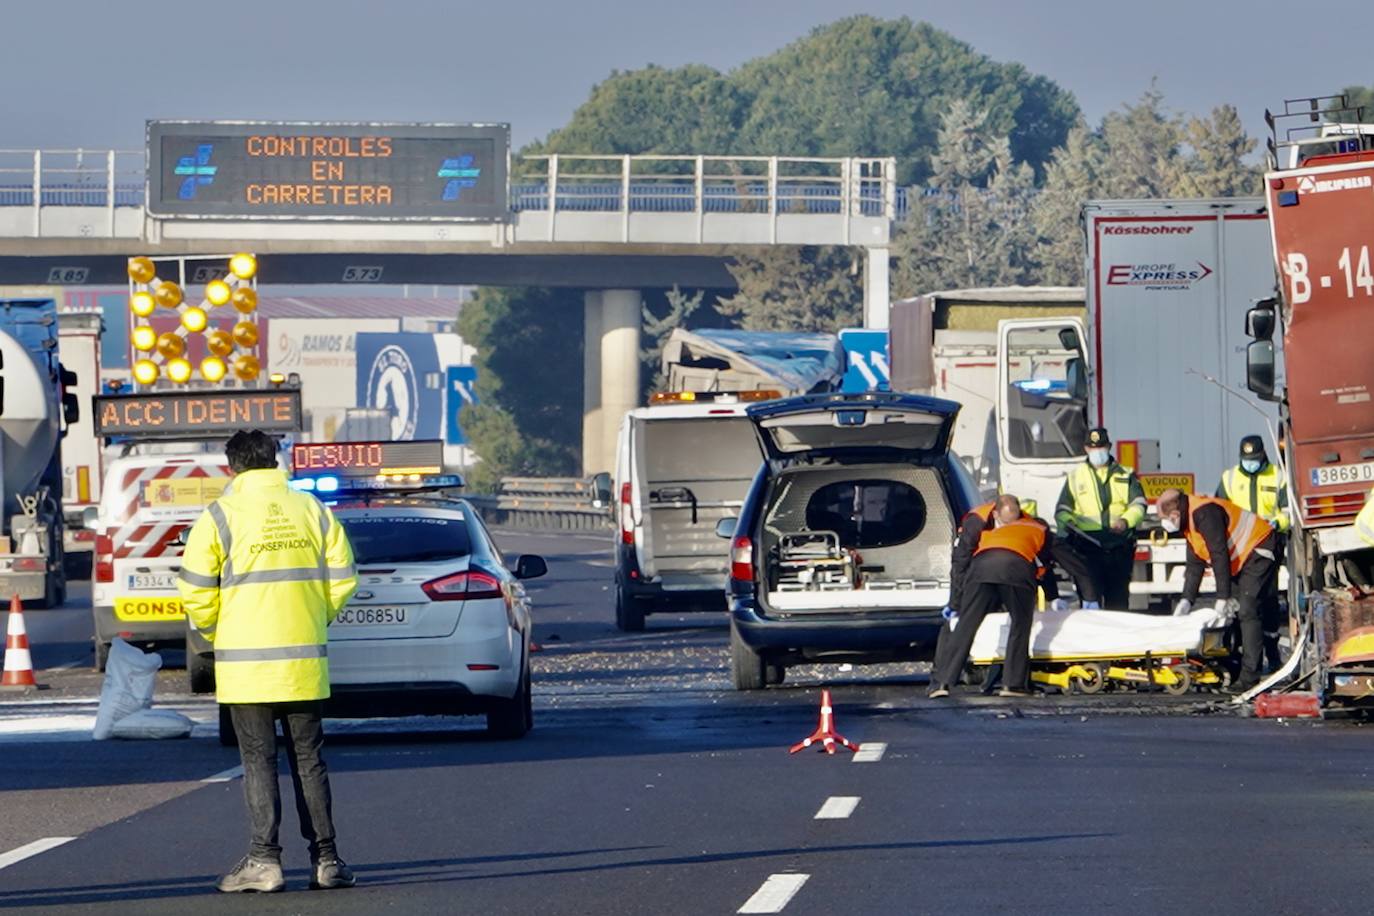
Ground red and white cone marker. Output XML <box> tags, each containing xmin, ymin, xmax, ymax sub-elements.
<box><xmin>789</xmin><ymin>688</ymin><xmax>858</xmax><ymax>755</ymax></box>
<box><xmin>2</xmin><ymin>594</ymin><xmax>38</xmax><ymax>689</ymax></box>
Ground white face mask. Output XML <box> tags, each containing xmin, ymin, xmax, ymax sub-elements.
<box><xmin>1161</xmin><ymin>516</ymin><xmax>1180</xmax><ymax>533</ymax></box>
<box><xmin>1087</xmin><ymin>448</ymin><xmax>1110</xmax><ymax>468</ymax></box>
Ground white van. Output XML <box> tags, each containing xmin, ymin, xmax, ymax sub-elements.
<box><xmin>90</xmin><ymin>451</ymin><xmax>231</xmax><ymax>691</ymax></box>
<box><xmin>609</xmin><ymin>393</ymin><xmax>770</xmax><ymax>630</ymax></box>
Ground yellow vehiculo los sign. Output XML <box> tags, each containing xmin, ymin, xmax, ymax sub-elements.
<box><xmin>1138</xmin><ymin>473</ymin><xmax>1195</xmax><ymax>503</ymax></box>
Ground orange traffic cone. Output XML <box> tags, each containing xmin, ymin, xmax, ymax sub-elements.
<box><xmin>789</xmin><ymin>688</ymin><xmax>859</xmax><ymax>755</ymax></box>
<box><xmin>1</xmin><ymin>594</ymin><xmax>37</xmax><ymax>689</ymax></box>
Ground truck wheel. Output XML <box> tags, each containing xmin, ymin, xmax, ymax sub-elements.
<box><xmin>764</xmin><ymin>661</ymin><xmax>787</xmax><ymax>686</ymax></box>
<box><xmin>730</xmin><ymin>622</ymin><xmax>766</xmax><ymax>691</ymax></box>
<box><xmin>487</xmin><ymin>661</ymin><xmax>532</xmax><ymax>739</ymax></box>
<box><xmin>218</xmin><ymin>705</ymin><xmax>238</xmax><ymax>748</ymax></box>
<box><xmin>187</xmin><ymin>638</ymin><xmax>216</xmax><ymax>695</ymax></box>
<box><xmin>615</xmin><ymin>584</ymin><xmax>646</xmax><ymax>632</ymax></box>
<box><xmin>94</xmin><ymin>638</ymin><xmax>110</xmax><ymax>673</ymax></box>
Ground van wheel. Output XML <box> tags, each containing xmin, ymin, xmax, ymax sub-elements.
<box><xmin>187</xmin><ymin>639</ymin><xmax>216</xmax><ymax>695</ymax></box>
<box><xmin>94</xmin><ymin>638</ymin><xmax>110</xmax><ymax>673</ymax></box>
<box><xmin>730</xmin><ymin>622</ymin><xmax>766</xmax><ymax>691</ymax></box>
<box><xmin>615</xmin><ymin>584</ymin><xmax>645</xmax><ymax>632</ymax></box>
<box><xmin>764</xmin><ymin>661</ymin><xmax>787</xmax><ymax>686</ymax></box>
<box><xmin>218</xmin><ymin>705</ymin><xmax>238</xmax><ymax>748</ymax></box>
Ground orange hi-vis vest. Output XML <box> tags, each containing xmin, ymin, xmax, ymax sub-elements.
<box><xmin>962</xmin><ymin>502</ymin><xmax>996</xmax><ymax>531</ymax></box>
<box><xmin>1186</xmin><ymin>496</ymin><xmax>1273</xmax><ymax>577</ymax></box>
<box><xmin>974</xmin><ymin>517</ymin><xmax>1048</xmax><ymax>565</ymax></box>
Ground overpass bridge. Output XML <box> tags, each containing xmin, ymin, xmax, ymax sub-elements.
<box><xmin>0</xmin><ymin>147</ymin><xmax>902</xmax><ymax>473</ymax></box>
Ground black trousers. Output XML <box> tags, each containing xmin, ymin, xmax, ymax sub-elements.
<box><xmin>230</xmin><ymin>701</ymin><xmax>337</xmax><ymax>864</ymax></box>
<box><xmin>1232</xmin><ymin>551</ymin><xmax>1277</xmax><ymax>684</ymax></box>
<box><xmin>1054</xmin><ymin>536</ymin><xmax>1135</xmax><ymax>608</ymax></box>
<box><xmin>1259</xmin><ymin>537</ymin><xmax>1286</xmax><ymax>669</ymax></box>
<box><xmin>935</xmin><ymin>582</ymin><xmax>1036</xmax><ymax>692</ymax></box>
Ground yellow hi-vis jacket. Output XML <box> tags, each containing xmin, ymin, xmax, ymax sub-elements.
<box><xmin>1357</xmin><ymin>487</ymin><xmax>1374</xmax><ymax>547</ymax></box>
<box><xmin>177</xmin><ymin>468</ymin><xmax>357</xmax><ymax>704</ymax></box>
<box><xmin>1055</xmin><ymin>461</ymin><xmax>1147</xmax><ymax>539</ymax></box>
<box><xmin>1216</xmin><ymin>463</ymin><xmax>1290</xmax><ymax>533</ymax></box>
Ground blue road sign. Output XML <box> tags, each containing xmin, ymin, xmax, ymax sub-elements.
<box><xmin>446</xmin><ymin>365</ymin><xmax>479</xmax><ymax>446</ymax></box>
<box><xmin>839</xmin><ymin>328</ymin><xmax>890</xmax><ymax>393</ymax></box>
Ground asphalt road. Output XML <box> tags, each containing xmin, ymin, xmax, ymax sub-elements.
<box><xmin>2</xmin><ymin>530</ymin><xmax>1373</xmax><ymax>914</ymax></box>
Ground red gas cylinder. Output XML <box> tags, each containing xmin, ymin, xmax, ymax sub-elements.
<box><xmin>1253</xmin><ymin>692</ymin><xmax>1322</xmax><ymax>718</ymax></box>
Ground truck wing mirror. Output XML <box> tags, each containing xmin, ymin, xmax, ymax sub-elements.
<box><xmin>1246</xmin><ymin>340</ymin><xmax>1277</xmax><ymax>401</ymax></box>
<box><xmin>1246</xmin><ymin>302</ymin><xmax>1276</xmax><ymax>341</ymax></box>
<box><xmin>1057</xmin><ymin>327</ymin><xmax>1082</xmax><ymax>352</ymax></box>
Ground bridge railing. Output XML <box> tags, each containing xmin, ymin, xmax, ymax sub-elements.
<box><xmin>0</xmin><ymin>149</ymin><xmax>907</xmax><ymax>236</ymax></box>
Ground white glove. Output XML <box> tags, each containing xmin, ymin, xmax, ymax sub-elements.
<box><xmin>1172</xmin><ymin>598</ymin><xmax>1193</xmax><ymax>617</ymax></box>
<box><xmin>1050</xmin><ymin>598</ymin><xmax>1069</xmax><ymax>612</ymax></box>
<box><xmin>1207</xmin><ymin>598</ymin><xmax>1239</xmax><ymax>627</ymax></box>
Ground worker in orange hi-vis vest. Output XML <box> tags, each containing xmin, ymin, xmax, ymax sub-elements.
<box><xmin>1156</xmin><ymin>488</ymin><xmax>1277</xmax><ymax>695</ymax></box>
<box><xmin>930</xmin><ymin>495</ymin><xmax>1066</xmax><ymax>699</ymax></box>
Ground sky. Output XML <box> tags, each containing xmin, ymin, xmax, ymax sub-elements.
<box><xmin>3</xmin><ymin>0</ymin><xmax>1370</xmax><ymax>156</ymax></box>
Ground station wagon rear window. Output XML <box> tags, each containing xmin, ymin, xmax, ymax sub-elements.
<box><xmin>340</xmin><ymin>515</ymin><xmax>472</xmax><ymax>565</ymax></box>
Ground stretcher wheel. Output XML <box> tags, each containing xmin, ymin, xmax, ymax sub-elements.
<box><xmin>1164</xmin><ymin>664</ymin><xmax>1193</xmax><ymax>696</ymax></box>
<box><xmin>1073</xmin><ymin>663</ymin><xmax>1105</xmax><ymax>695</ymax></box>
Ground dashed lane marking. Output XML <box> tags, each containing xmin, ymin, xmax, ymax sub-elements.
<box><xmin>738</xmin><ymin>874</ymin><xmax>809</xmax><ymax>914</ymax></box>
<box><xmin>852</xmin><ymin>742</ymin><xmax>887</xmax><ymax>762</ymax></box>
<box><xmin>201</xmin><ymin>765</ymin><xmax>243</xmax><ymax>783</ymax></box>
<box><xmin>814</xmin><ymin>796</ymin><xmax>860</xmax><ymax>819</ymax></box>
<box><xmin>0</xmin><ymin>837</ymin><xmax>76</xmax><ymax>871</ymax></box>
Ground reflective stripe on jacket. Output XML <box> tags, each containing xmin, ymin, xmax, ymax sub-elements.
<box><xmin>1217</xmin><ymin>463</ymin><xmax>1290</xmax><ymax>533</ymax></box>
<box><xmin>177</xmin><ymin>468</ymin><xmax>358</xmax><ymax>704</ymax></box>
<box><xmin>1055</xmin><ymin>462</ymin><xmax>1146</xmax><ymax>533</ymax></box>
<box><xmin>1185</xmin><ymin>496</ymin><xmax>1273</xmax><ymax>578</ymax></box>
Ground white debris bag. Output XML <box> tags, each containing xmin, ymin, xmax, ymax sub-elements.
<box><xmin>92</xmin><ymin>638</ymin><xmax>162</xmax><ymax>740</ymax></box>
<box><xmin>111</xmin><ymin>708</ymin><xmax>194</xmax><ymax>740</ymax></box>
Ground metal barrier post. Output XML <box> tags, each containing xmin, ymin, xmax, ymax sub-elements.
<box><xmin>621</xmin><ymin>155</ymin><xmax>631</xmax><ymax>243</ymax></box>
<box><xmin>694</xmin><ymin>155</ymin><xmax>704</xmax><ymax>243</ymax></box>
<box><xmin>841</xmin><ymin>158</ymin><xmax>852</xmax><ymax>244</ymax></box>
<box><xmin>768</xmin><ymin>156</ymin><xmax>778</xmax><ymax>244</ymax></box>
<box><xmin>30</xmin><ymin>150</ymin><xmax>41</xmax><ymax>236</ymax></box>
<box><xmin>885</xmin><ymin>158</ymin><xmax>897</xmax><ymax>222</ymax></box>
<box><xmin>106</xmin><ymin>150</ymin><xmax>116</xmax><ymax>236</ymax></box>
<box><xmin>547</xmin><ymin>154</ymin><xmax>559</xmax><ymax>242</ymax></box>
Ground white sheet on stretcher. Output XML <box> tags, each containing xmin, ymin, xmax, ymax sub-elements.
<box><xmin>965</xmin><ymin>608</ymin><xmax>1223</xmax><ymax>664</ymax></box>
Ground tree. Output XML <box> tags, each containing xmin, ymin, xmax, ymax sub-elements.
<box><xmin>1096</xmin><ymin>86</ymin><xmax>1188</xmax><ymax>199</ymax></box>
<box><xmin>891</xmin><ymin>100</ymin><xmax>1038</xmax><ymax>297</ymax></box>
<box><xmin>718</xmin><ymin>247</ymin><xmax>862</xmax><ymax>332</ymax></box>
<box><xmin>456</xmin><ymin>287</ymin><xmax>583</xmax><ymax>488</ymax></box>
<box><xmin>1030</xmin><ymin>123</ymin><xmax>1106</xmax><ymax>284</ymax></box>
<box><xmin>1339</xmin><ymin>84</ymin><xmax>1374</xmax><ymax>120</ymax></box>
<box><xmin>642</xmin><ymin>286</ymin><xmax>704</xmax><ymax>392</ymax></box>
<box><xmin>1175</xmin><ymin>104</ymin><xmax>1260</xmax><ymax>198</ymax></box>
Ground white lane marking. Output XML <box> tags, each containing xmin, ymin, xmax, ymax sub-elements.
<box><xmin>49</xmin><ymin>660</ymin><xmax>83</xmax><ymax>670</ymax></box>
<box><xmin>814</xmin><ymin>796</ymin><xmax>860</xmax><ymax>819</ymax></box>
<box><xmin>739</xmin><ymin>874</ymin><xmax>809</xmax><ymax>914</ymax></box>
<box><xmin>201</xmin><ymin>765</ymin><xmax>243</xmax><ymax>783</ymax></box>
<box><xmin>852</xmin><ymin>742</ymin><xmax>887</xmax><ymax>763</ymax></box>
<box><xmin>0</xmin><ymin>837</ymin><xmax>76</xmax><ymax>870</ymax></box>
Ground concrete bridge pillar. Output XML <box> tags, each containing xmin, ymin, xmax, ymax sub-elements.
<box><xmin>864</xmin><ymin>246</ymin><xmax>891</xmax><ymax>330</ymax></box>
<box><xmin>582</xmin><ymin>289</ymin><xmax>641</xmax><ymax>476</ymax></box>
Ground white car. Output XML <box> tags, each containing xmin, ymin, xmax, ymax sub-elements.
<box><xmin>218</xmin><ymin>494</ymin><xmax>546</xmax><ymax>743</ymax></box>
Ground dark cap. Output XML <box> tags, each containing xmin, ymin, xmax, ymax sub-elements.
<box><xmin>1086</xmin><ymin>428</ymin><xmax>1111</xmax><ymax>448</ymax></box>
<box><xmin>1239</xmin><ymin>435</ymin><xmax>1266</xmax><ymax>460</ymax></box>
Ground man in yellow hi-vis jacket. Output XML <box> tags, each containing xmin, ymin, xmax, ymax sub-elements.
<box><xmin>178</xmin><ymin>430</ymin><xmax>358</xmax><ymax>894</ymax></box>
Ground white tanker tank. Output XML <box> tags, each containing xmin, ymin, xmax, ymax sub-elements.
<box><xmin>0</xmin><ymin>329</ymin><xmax>61</xmax><ymax>501</ymax></box>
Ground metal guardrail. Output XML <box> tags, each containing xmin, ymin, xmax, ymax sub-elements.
<box><xmin>0</xmin><ymin>150</ymin><xmax>907</xmax><ymax>236</ymax></box>
<box><xmin>466</xmin><ymin>476</ymin><xmax>612</xmax><ymax>532</ymax></box>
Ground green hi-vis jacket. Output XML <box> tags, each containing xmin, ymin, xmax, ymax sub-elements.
<box><xmin>177</xmin><ymin>468</ymin><xmax>358</xmax><ymax>704</ymax></box>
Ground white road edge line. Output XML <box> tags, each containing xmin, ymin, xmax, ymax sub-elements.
<box><xmin>0</xmin><ymin>837</ymin><xmax>76</xmax><ymax>871</ymax></box>
<box><xmin>202</xmin><ymin>765</ymin><xmax>243</xmax><ymax>783</ymax></box>
<box><xmin>853</xmin><ymin>741</ymin><xmax>887</xmax><ymax>763</ymax></box>
<box><xmin>814</xmin><ymin>796</ymin><xmax>860</xmax><ymax>819</ymax></box>
<box><xmin>738</xmin><ymin>874</ymin><xmax>809</xmax><ymax>914</ymax></box>
<box><xmin>49</xmin><ymin>660</ymin><xmax>83</xmax><ymax>671</ymax></box>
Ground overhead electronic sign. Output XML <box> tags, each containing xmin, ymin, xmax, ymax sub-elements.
<box><xmin>94</xmin><ymin>389</ymin><xmax>303</xmax><ymax>438</ymax></box>
<box><xmin>291</xmin><ymin>440</ymin><xmax>444</xmax><ymax>478</ymax></box>
<box><xmin>147</xmin><ymin>121</ymin><xmax>510</xmax><ymax>221</ymax></box>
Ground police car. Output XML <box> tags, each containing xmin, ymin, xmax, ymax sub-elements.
<box><xmin>219</xmin><ymin>440</ymin><xmax>546</xmax><ymax>742</ymax></box>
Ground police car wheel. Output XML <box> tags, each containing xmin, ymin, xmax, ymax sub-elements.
<box><xmin>486</xmin><ymin>661</ymin><xmax>531</xmax><ymax>740</ymax></box>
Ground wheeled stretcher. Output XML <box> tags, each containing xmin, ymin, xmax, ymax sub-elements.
<box><xmin>963</xmin><ymin>607</ymin><xmax>1234</xmax><ymax>695</ymax></box>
